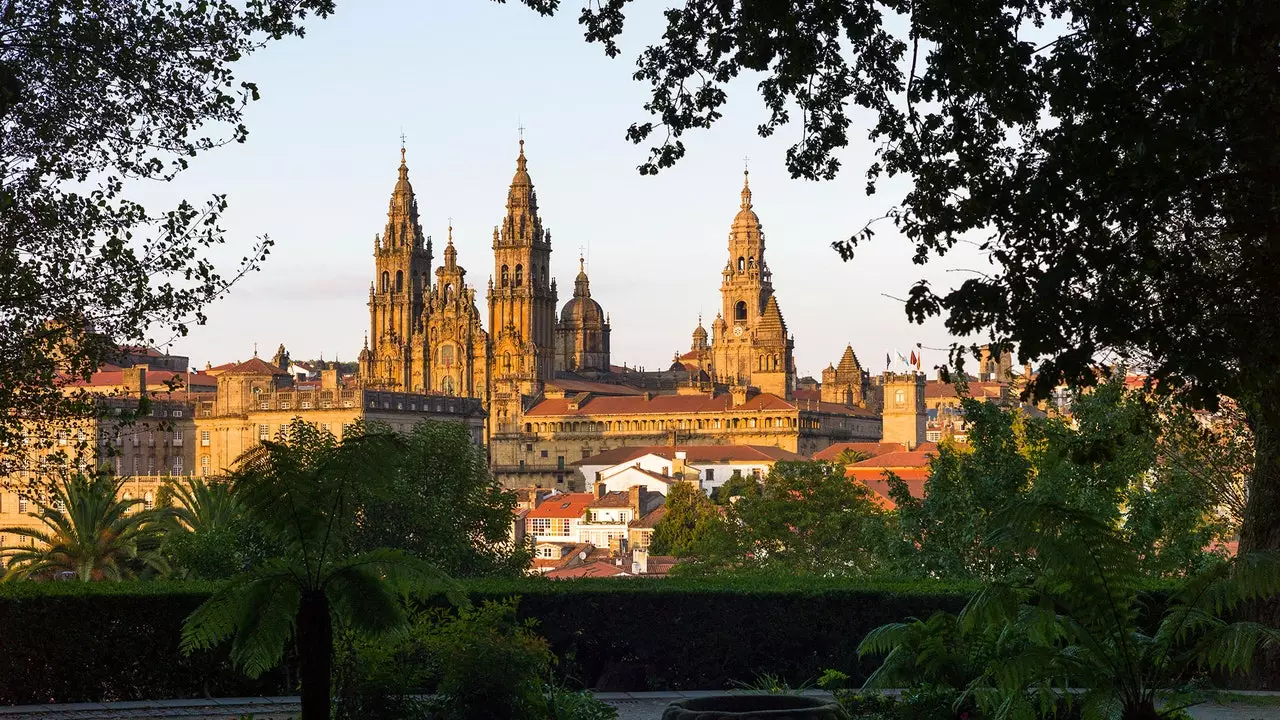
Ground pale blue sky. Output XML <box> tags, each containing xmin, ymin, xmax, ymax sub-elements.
<box><xmin>140</xmin><ymin>0</ymin><xmax>988</xmax><ymax>378</ymax></box>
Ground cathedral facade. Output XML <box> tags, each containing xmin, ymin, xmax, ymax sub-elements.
<box><xmin>357</xmin><ymin>141</ymin><xmax>902</xmax><ymax>489</ymax></box>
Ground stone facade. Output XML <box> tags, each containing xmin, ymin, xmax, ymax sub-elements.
<box><xmin>880</xmin><ymin>372</ymin><xmax>928</xmax><ymax>449</ymax></box>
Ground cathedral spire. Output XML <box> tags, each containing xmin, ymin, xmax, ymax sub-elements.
<box><xmin>384</xmin><ymin>147</ymin><xmax>423</xmax><ymax>251</ymax></box>
<box><xmin>740</xmin><ymin>168</ymin><xmax>752</xmax><ymax>210</ymax></box>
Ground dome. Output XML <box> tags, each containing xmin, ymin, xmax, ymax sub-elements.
<box><xmin>560</xmin><ymin>295</ymin><xmax>606</xmax><ymax>325</ymax></box>
<box><xmin>731</xmin><ymin>169</ymin><xmax>761</xmax><ymax>230</ymax></box>
<box><xmin>559</xmin><ymin>257</ymin><xmax>607</xmax><ymax>325</ymax></box>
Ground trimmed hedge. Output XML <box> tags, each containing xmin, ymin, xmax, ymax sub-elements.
<box><xmin>0</xmin><ymin>577</ymin><xmax>972</xmax><ymax>705</ymax></box>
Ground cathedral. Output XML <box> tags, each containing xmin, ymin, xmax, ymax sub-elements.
<box><xmin>357</xmin><ymin>140</ymin><xmax>908</xmax><ymax>488</ymax></box>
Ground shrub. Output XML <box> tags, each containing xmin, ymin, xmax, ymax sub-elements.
<box><xmin>0</xmin><ymin>576</ymin><xmax>970</xmax><ymax>704</ymax></box>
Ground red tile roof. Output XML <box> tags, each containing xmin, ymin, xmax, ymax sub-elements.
<box><xmin>526</xmin><ymin>391</ymin><xmax>877</xmax><ymax>418</ymax></box>
<box><xmin>926</xmin><ymin>381</ymin><xmax>1007</xmax><ymax>400</ymax></box>
<box><xmin>68</xmin><ymin>369</ymin><xmax>217</xmax><ymax>390</ymax></box>
<box><xmin>222</xmin><ymin>357</ymin><xmax>291</xmax><ymax>376</ymax></box>
<box><xmin>846</xmin><ymin>468</ymin><xmax>929</xmax><ymax>510</ymax></box>
<box><xmin>545</xmin><ymin>561</ymin><xmax>628</xmax><ymax>579</ymax></box>
<box><xmin>547</xmin><ymin>378</ymin><xmax>647</xmax><ymax>396</ymax></box>
<box><xmin>526</xmin><ymin>493</ymin><xmax>595</xmax><ymax>519</ymax></box>
<box><xmin>853</xmin><ymin>449</ymin><xmax>936</xmax><ymax>468</ymax></box>
<box><xmin>811</xmin><ymin>441</ymin><xmax>927</xmax><ymax>461</ymax></box>
<box><xmin>629</xmin><ymin>505</ymin><xmax>668</xmax><ymax>529</ymax></box>
<box><xmin>578</xmin><ymin>444</ymin><xmax>803</xmax><ymax>467</ymax></box>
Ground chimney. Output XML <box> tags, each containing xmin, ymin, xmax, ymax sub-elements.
<box><xmin>673</xmin><ymin>450</ymin><xmax>687</xmax><ymax>478</ymax></box>
<box><xmin>321</xmin><ymin>366</ymin><xmax>340</xmax><ymax>390</ymax></box>
<box><xmin>594</xmin><ymin>480</ymin><xmax>607</xmax><ymax>499</ymax></box>
<box><xmin>632</xmin><ymin>547</ymin><xmax>649</xmax><ymax>575</ymax></box>
<box><xmin>122</xmin><ymin>366</ymin><xmax>147</xmax><ymax>397</ymax></box>
<box><xmin>628</xmin><ymin>485</ymin><xmax>642</xmax><ymax>517</ymax></box>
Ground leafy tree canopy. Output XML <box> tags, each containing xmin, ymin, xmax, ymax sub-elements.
<box><xmin>0</xmin><ymin>0</ymin><xmax>332</xmax><ymax>471</ymax></box>
<box><xmin>351</xmin><ymin>420</ymin><xmax>531</xmax><ymax>578</ymax></box>
<box><xmin>512</xmin><ymin>0</ymin><xmax>1280</xmax><ymax>550</ymax></box>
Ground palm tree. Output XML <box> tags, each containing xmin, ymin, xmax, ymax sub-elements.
<box><xmin>0</xmin><ymin>472</ymin><xmax>169</xmax><ymax>581</ymax></box>
<box><xmin>159</xmin><ymin>475</ymin><xmax>239</xmax><ymax>533</ymax></box>
<box><xmin>180</xmin><ymin>420</ymin><xmax>457</xmax><ymax>720</ymax></box>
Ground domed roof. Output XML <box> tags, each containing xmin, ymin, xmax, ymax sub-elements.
<box><xmin>559</xmin><ymin>258</ymin><xmax>607</xmax><ymax>325</ymax></box>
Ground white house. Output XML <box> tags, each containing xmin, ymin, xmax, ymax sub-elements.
<box><xmin>576</xmin><ymin>445</ymin><xmax>803</xmax><ymax>495</ymax></box>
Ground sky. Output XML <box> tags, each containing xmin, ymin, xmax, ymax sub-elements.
<box><xmin>135</xmin><ymin>0</ymin><xmax>991</xmax><ymax>379</ymax></box>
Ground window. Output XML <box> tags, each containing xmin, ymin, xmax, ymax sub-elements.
<box><xmin>57</xmin><ymin>432</ymin><xmax>66</xmax><ymax>446</ymax></box>
<box><xmin>752</xmin><ymin>468</ymin><xmax>762</xmax><ymax>480</ymax></box>
<box><xmin>321</xmin><ymin>423</ymin><xmax>331</xmax><ymax>434</ymax></box>
<box><xmin>581</xmin><ymin>449</ymin><xmax>591</xmax><ymax>459</ymax></box>
<box><xmin>132</xmin><ymin>458</ymin><xmax>139</xmax><ymax>476</ymax></box>
<box><xmin>278</xmin><ymin>424</ymin><xmax>288</xmax><ymax>439</ymax></box>
<box><xmin>147</xmin><ymin>431</ymin><xmax>155</xmax><ymax>446</ymax></box>
<box><xmin>529</xmin><ymin>518</ymin><xmax>552</xmax><ymax>535</ymax></box>
<box><xmin>557</xmin><ymin>456</ymin><xmax>565</xmax><ymax>470</ymax></box>
<box><xmin>143</xmin><ymin>492</ymin><xmax>154</xmax><ymax>511</ymax></box>
<box><xmin>555</xmin><ymin>474</ymin><xmax>565</xmax><ymax>484</ymax></box>
<box><xmin>515</xmin><ymin>264</ymin><xmax>523</xmax><ymax>287</ymax></box>
<box><xmin>734</xmin><ymin>301</ymin><xmax>747</xmax><ymax>322</ymax></box>
<box><xmin>395</xmin><ymin>270</ymin><xmax>403</xmax><ymax>292</ymax></box>
<box><xmin>18</xmin><ymin>497</ymin><xmax>28</xmax><ymax>514</ymax></box>
<box><xmin>501</xmin><ymin>265</ymin><xmax>510</xmax><ymax>287</ymax></box>
<box><xmin>519</xmin><ymin>459</ymin><xmax>525</xmax><ymax>470</ymax></box>
<box><xmin>705</xmin><ymin>469</ymin><xmax>715</xmax><ymax>482</ymax></box>
<box><xmin>540</xmin><ymin>450</ymin><xmax>548</xmax><ymax>458</ymax></box>
<box><xmin>381</xmin><ymin>271</ymin><xmax>389</xmax><ymax>292</ymax></box>
<box><xmin>172</xmin><ymin>409</ymin><xmax>183</xmax><ymax>418</ymax></box>
<box><xmin>173</xmin><ymin>456</ymin><xmax>183</xmax><ymax>475</ymax></box>
<box><xmin>147</xmin><ymin>457</ymin><xmax>155</xmax><ymax>475</ymax></box>
<box><xmin>737</xmin><ymin>256</ymin><xmax>745</xmax><ymax>272</ymax></box>
<box><xmin>895</xmin><ymin>389</ymin><xmax>906</xmax><ymax>406</ymax></box>
<box><xmin>200</xmin><ymin>456</ymin><xmax>210</xmax><ymax>477</ymax></box>
<box><xmin>172</xmin><ymin>430</ymin><xmax>183</xmax><ymax>446</ymax></box>
<box><xmin>714</xmin><ymin>419</ymin><xmax>722</xmax><ymax>429</ymax></box>
<box><xmin>200</xmin><ymin>430</ymin><xmax>210</xmax><ymax>446</ymax></box>
<box><xmin>301</xmin><ymin>400</ymin><xmax>312</xmax><ymax>409</ymax></box>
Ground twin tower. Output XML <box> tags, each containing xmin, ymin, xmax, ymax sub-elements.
<box><xmin>360</xmin><ymin>139</ymin><xmax>801</xmax><ymax>436</ymax></box>
<box><xmin>358</xmin><ymin>141</ymin><xmax>609</xmax><ymax>428</ymax></box>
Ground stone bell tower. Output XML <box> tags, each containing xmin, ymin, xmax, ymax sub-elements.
<box><xmin>362</xmin><ymin>147</ymin><xmax>432</xmax><ymax>390</ymax></box>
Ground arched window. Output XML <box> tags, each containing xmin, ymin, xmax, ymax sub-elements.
<box><xmin>748</xmin><ymin>256</ymin><xmax>756</xmax><ymax>269</ymax></box>
<box><xmin>515</xmin><ymin>264</ymin><xmax>523</xmax><ymax>287</ymax></box>
<box><xmin>395</xmin><ymin>270</ymin><xmax>403</xmax><ymax>292</ymax></box>
<box><xmin>734</xmin><ymin>301</ymin><xmax>747</xmax><ymax>322</ymax></box>
<box><xmin>381</xmin><ymin>271</ymin><xmax>389</xmax><ymax>292</ymax></box>
<box><xmin>738</xmin><ymin>256</ymin><xmax>745</xmax><ymax>272</ymax></box>
<box><xmin>501</xmin><ymin>265</ymin><xmax>510</xmax><ymax>287</ymax></box>
<box><xmin>895</xmin><ymin>389</ymin><xmax>906</xmax><ymax>406</ymax></box>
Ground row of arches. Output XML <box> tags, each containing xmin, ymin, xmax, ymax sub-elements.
<box><xmin>379</xmin><ymin>270</ymin><xmax>430</xmax><ymax>294</ymax></box>
<box><xmin>735</xmin><ymin>255</ymin><xmax>757</xmax><ymax>273</ymax></box>
<box><xmin>499</xmin><ymin>263</ymin><xmax>551</xmax><ymax>288</ymax></box>
<box><xmin>522</xmin><ymin>415</ymin><xmax>799</xmax><ymax>434</ymax></box>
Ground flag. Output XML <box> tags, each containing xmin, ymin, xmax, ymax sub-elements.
<box><xmin>896</xmin><ymin>350</ymin><xmax>908</xmax><ymax>368</ymax></box>
<box><xmin>885</xmin><ymin>352</ymin><xmax>890</xmax><ymax>370</ymax></box>
<box><xmin>909</xmin><ymin>349</ymin><xmax>918</xmax><ymax>368</ymax></box>
<box><xmin>915</xmin><ymin>343</ymin><xmax>923</xmax><ymax>370</ymax></box>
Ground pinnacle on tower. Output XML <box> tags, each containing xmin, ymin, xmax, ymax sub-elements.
<box><xmin>740</xmin><ymin>168</ymin><xmax>752</xmax><ymax>210</ymax></box>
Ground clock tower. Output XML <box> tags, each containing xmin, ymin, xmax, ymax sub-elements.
<box><xmin>710</xmin><ymin>170</ymin><xmax>795</xmax><ymax>396</ymax></box>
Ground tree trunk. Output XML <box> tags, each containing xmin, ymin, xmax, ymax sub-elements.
<box><xmin>297</xmin><ymin>590</ymin><xmax>333</xmax><ymax>720</ymax></box>
<box><xmin>1240</xmin><ymin>397</ymin><xmax>1280</xmax><ymax>553</ymax></box>
<box><xmin>1238</xmin><ymin>394</ymin><xmax>1280</xmax><ymax>687</ymax></box>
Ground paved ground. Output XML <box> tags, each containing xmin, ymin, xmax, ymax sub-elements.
<box><xmin>0</xmin><ymin>692</ymin><xmax>1276</xmax><ymax>719</ymax></box>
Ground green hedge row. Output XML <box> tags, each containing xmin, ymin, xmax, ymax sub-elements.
<box><xmin>0</xmin><ymin>577</ymin><xmax>972</xmax><ymax>705</ymax></box>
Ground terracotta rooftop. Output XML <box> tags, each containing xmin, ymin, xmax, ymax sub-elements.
<box><xmin>526</xmin><ymin>391</ymin><xmax>877</xmax><ymax>418</ymax></box>
<box><xmin>925</xmin><ymin>380</ymin><xmax>1007</xmax><ymax>400</ymax></box>
<box><xmin>68</xmin><ymin>368</ymin><xmax>217</xmax><ymax>390</ymax></box>
<box><xmin>222</xmin><ymin>356</ymin><xmax>291</xmax><ymax>377</ymax></box>
<box><xmin>578</xmin><ymin>444</ymin><xmax>804</xmax><ymax>467</ymax></box>
<box><xmin>846</xmin><ymin>467</ymin><xmax>928</xmax><ymax>510</ymax></box>
<box><xmin>546</xmin><ymin>378</ymin><xmax>647</xmax><ymax>396</ymax></box>
<box><xmin>526</xmin><ymin>493</ymin><xmax>596</xmax><ymax>519</ymax></box>
<box><xmin>629</xmin><ymin>505</ymin><xmax>668</xmax><ymax>529</ymax></box>
<box><xmin>590</xmin><ymin>491</ymin><xmax>636</xmax><ymax>508</ymax></box>
<box><xmin>852</xmin><ymin>449</ymin><xmax>937</xmax><ymax>469</ymax></box>
<box><xmin>545</xmin><ymin>560</ymin><xmax>628</xmax><ymax>579</ymax></box>
<box><xmin>811</xmin><ymin>441</ymin><xmax>936</xmax><ymax>462</ymax></box>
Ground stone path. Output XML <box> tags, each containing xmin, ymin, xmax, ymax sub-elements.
<box><xmin>0</xmin><ymin>691</ymin><xmax>1276</xmax><ymax>719</ymax></box>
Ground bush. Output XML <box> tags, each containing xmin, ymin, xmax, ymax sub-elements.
<box><xmin>0</xmin><ymin>576</ymin><xmax>970</xmax><ymax>704</ymax></box>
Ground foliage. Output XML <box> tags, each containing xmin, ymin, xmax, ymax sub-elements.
<box><xmin>885</xmin><ymin>380</ymin><xmax>1235</xmax><ymax>580</ymax></box>
<box><xmin>542</xmin><ymin>684</ymin><xmax>620</xmax><ymax>720</ymax></box>
<box><xmin>512</xmin><ymin>0</ymin><xmax>1280</xmax><ymax>555</ymax></box>
<box><xmin>836</xmin><ymin>687</ymin><xmax>980</xmax><ymax>720</ymax></box>
<box><xmin>180</xmin><ymin>419</ymin><xmax>456</xmax><ymax>719</ymax></box>
<box><xmin>0</xmin><ymin>471</ymin><xmax>169</xmax><ymax>580</ymax></box>
<box><xmin>426</xmin><ymin>599</ymin><xmax>556</xmax><ymax>720</ymax></box>
<box><xmin>352</xmin><ymin>420</ymin><xmax>531</xmax><ymax>578</ymax></box>
<box><xmin>0</xmin><ymin>0</ymin><xmax>332</xmax><ymax>475</ymax></box>
<box><xmin>158</xmin><ymin>477</ymin><xmax>275</xmax><ymax>580</ymax></box>
<box><xmin>729</xmin><ymin>671</ymin><xmax>814</xmax><ymax>694</ymax></box>
<box><xmin>0</xmin><ymin>576</ymin><xmax>972</xmax><ymax>704</ymax></box>
<box><xmin>648</xmin><ymin>481</ymin><xmax>724</xmax><ymax>557</ymax></box>
<box><xmin>860</xmin><ymin>501</ymin><xmax>1280</xmax><ymax>720</ymax></box>
<box><xmin>710</xmin><ymin>471</ymin><xmax>761</xmax><ymax>505</ymax></box>
<box><xmin>705</xmin><ymin>461</ymin><xmax>892</xmax><ymax>575</ymax></box>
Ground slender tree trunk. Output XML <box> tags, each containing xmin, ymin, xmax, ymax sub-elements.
<box><xmin>297</xmin><ymin>590</ymin><xmax>333</xmax><ymax>720</ymax></box>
